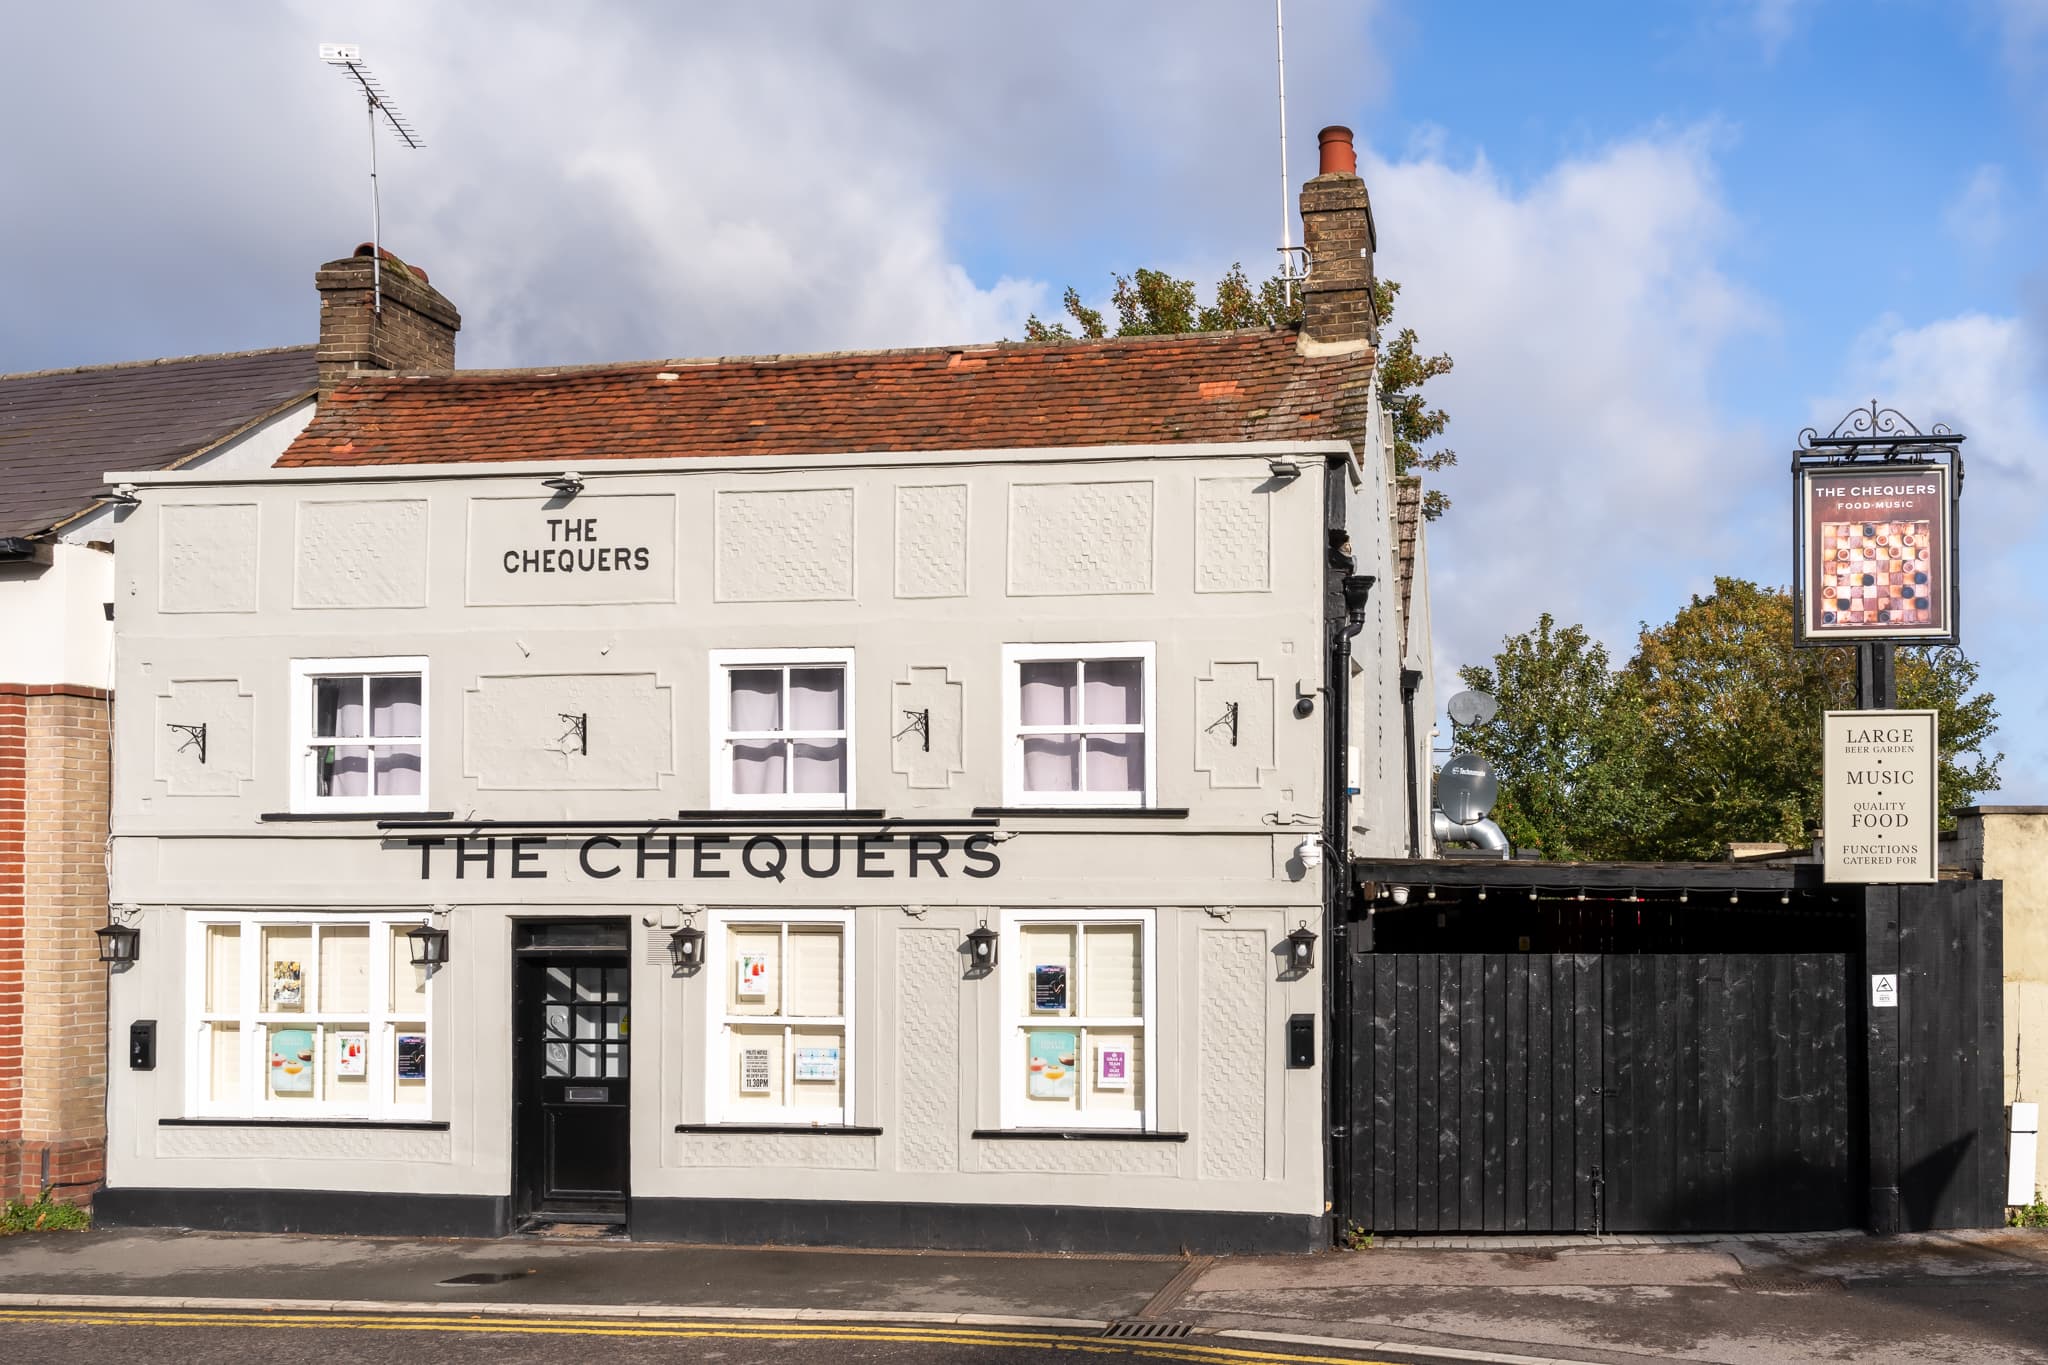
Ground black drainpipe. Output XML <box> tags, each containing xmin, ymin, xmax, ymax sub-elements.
<box><xmin>1320</xmin><ymin>457</ymin><xmax>1371</xmax><ymax>1242</ymax></box>
<box><xmin>1400</xmin><ymin>667</ymin><xmax>1423</xmax><ymax>858</ymax></box>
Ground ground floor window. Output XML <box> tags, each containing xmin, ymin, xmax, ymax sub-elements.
<box><xmin>188</xmin><ymin>913</ymin><xmax>432</xmax><ymax>1119</ymax></box>
<box><xmin>1000</xmin><ymin>909</ymin><xmax>1155</xmax><ymax>1131</ymax></box>
<box><xmin>704</xmin><ymin>910</ymin><xmax>853</xmax><ymax>1124</ymax></box>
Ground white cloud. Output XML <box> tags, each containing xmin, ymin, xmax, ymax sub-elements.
<box><xmin>1942</xmin><ymin>165</ymin><xmax>2009</xmax><ymax>254</ymax></box>
<box><xmin>1745</xmin><ymin>0</ymin><xmax>1813</xmax><ymax>59</ymax></box>
<box><xmin>1363</xmin><ymin>132</ymin><xmax>1772</xmax><ymax>688</ymax></box>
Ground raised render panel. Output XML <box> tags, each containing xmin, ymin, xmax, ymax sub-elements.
<box><xmin>464</xmin><ymin>673</ymin><xmax>675</xmax><ymax>790</ymax></box>
<box><xmin>159</xmin><ymin>503</ymin><xmax>258</xmax><ymax>613</ymax></box>
<box><xmin>890</xmin><ymin>667</ymin><xmax>966</xmax><ymax>790</ymax></box>
<box><xmin>896</xmin><ymin>928</ymin><xmax>962</xmax><ymax>1172</ymax></box>
<box><xmin>1199</xmin><ymin>929</ymin><xmax>1267</xmax><ymax>1181</ymax></box>
<box><xmin>1193</xmin><ymin>663</ymin><xmax>1278</xmax><ymax>789</ymax></box>
<box><xmin>977</xmin><ymin>1138</ymin><xmax>1180</xmax><ymax>1177</ymax></box>
<box><xmin>295</xmin><ymin>498</ymin><xmax>430</xmax><ymax>609</ymax></box>
<box><xmin>465</xmin><ymin>495</ymin><xmax>677</xmax><ymax>606</ymax></box>
<box><xmin>1195</xmin><ymin>477</ymin><xmax>1272</xmax><ymax>593</ymax></box>
<box><xmin>671</xmin><ymin>1132</ymin><xmax>878</xmax><ymax>1169</ymax></box>
<box><xmin>153</xmin><ymin>679</ymin><xmax>255</xmax><ymax>797</ymax></box>
<box><xmin>716</xmin><ymin>488</ymin><xmax>855</xmax><ymax>602</ymax></box>
<box><xmin>154</xmin><ymin>1124</ymin><xmax>453</xmax><ymax>1162</ymax></box>
<box><xmin>1007</xmin><ymin>481</ymin><xmax>1153</xmax><ymax>596</ymax></box>
<box><xmin>894</xmin><ymin>484</ymin><xmax>969</xmax><ymax>598</ymax></box>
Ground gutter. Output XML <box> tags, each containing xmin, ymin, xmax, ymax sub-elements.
<box><xmin>1399</xmin><ymin>667</ymin><xmax>1422</xmax><ymax>858</ymax></box>
<box><xmin>0</xmin><ymin>536</ymin><xmax>53</xmax><ymax>564</ymax></box>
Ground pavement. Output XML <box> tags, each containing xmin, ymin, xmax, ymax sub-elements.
<box><xmin>2</xmin><ymin>1225</ymin><xmax>2047</xmax><ymax>1364</ymax></box>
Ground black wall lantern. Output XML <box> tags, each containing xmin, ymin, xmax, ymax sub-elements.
<box><xmin>966</xmin><ymin>921</ymin><xmax>1000</xmax><ymax>970</ymax></box>
<box><xmin>1286</xmin><ymin>920</ymin><xmax>1318</xmax><ymax>972</ymax></box>
<box><xmin>406</xmin><ymin>920</ymin><xmax>450</xmax><ymax>968</ymax></box>
<box><xmin>669</xmin><ymin>919</ymin><xmax>706</xmax><ymax>971</ymax></box>
<box><xmin>96</xmin><ymin>918</ymin><xmax>141</xmax><ymax>965</ymax></box>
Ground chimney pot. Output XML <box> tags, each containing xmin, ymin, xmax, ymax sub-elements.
<box><xmin>1317</xmin><ymin>125</ymin><xmax>1357</xmax><ymax>177</ymax></box>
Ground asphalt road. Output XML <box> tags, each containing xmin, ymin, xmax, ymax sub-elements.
<box><xmin>0</xmin><ymin>1308</ymin><xmax>1465</xmax><ymax>1365</ymax></box>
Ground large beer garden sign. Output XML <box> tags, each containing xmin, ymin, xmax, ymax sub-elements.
<box><xmin>1793</xmin><ymin>403</ymin><xmax>1965</xmax><ymax>885</ymax></box>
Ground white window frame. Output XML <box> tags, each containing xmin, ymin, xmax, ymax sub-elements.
<box><xmin>702</xmin><ymin>909</ymin><xmax>856</xmax><ymax>1126</ymax></box>
<box><xmin>998</xmin><ymin>908</ymin><xmax>1158</xmax><ymax>1132</ymax></box>
<box><xmin>288</xmin><ymin>656</ymin><xmax>430</xmax><ymax>814</ymax></box>
<box><xmin>184</xmin><ymin>911</ymin><xmax>434</xmax><ymax>1120</ymax></box>
<box><xmin>708</xmin><ymin>648</ymin><xmax>855</xmax><ymax>810</ymax></box>
<box><xmin>1001</xmin><ymin>642</ymin><xmax>1157</xmax><ymax>808</ymax></box>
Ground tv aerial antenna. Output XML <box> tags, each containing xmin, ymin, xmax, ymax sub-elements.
<box><xmin>1273</xmin><ymin>0</ymin><xmax>1304</xmax><ymax>306</ymax></box>
<box><xmin>319</xmin><ymin>43</ymin><xmax>423</xmax><ymax>317</ymax></box>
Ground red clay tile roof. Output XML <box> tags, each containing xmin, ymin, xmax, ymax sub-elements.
<box><xmin>1394</xmin><ymin>475</ymin><xmax>1423</xmax><ymax>656</ymax></box>
<box><xmin>2</xmin><ymin>347</ymin><xmax>314</xmax><ymax>539</ymax></box>
<box><xmin>277</xmin><ymin>329</ymin><xmax>1373</xmax><ymax>468</ymax></box>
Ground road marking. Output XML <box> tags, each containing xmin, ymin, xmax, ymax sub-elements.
<box><xmin>0</xmin><ymin>1307</ymin><xmax>1414</xmax><ymax>1364</ymax></box>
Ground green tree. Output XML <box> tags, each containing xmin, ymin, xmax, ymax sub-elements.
<box><xmin>1624</xmin><ymin>578</ymin><xmax>2001</xmax><ymax>858</ymax></box>
<box><xmin>1463</xmin><ymin>580</ymin><xmax>2002</xmax><ymax>861</ymax></box>
<box><xmin>1024</xmin><ymin>266</ymin><xmax>1455</xmax><ymax>517</ymax></box>
<box><xmin>1456</xmin><ymin>614</ymin><xmax>1657</xmax><ymax>861</ymax></box>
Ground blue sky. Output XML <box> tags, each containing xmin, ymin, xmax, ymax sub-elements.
<box><xmin>2</xmin><ymin>1</ymin><xmax>2041</xmax><ymax>795</ymax></box>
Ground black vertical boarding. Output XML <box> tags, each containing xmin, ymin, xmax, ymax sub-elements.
<box><xmin>1505</xmin><ymin>959</ymin><xmax>1530</xmax><ymax>1233</ymax></box>
<box><xmin>1525</xmin><ymin>958</ymin><xmax>1553</xmax><ymax>1231</ymax></box>
<box><xmin>1573</xmin><ymin>954</ymin><xmax>1602</xmax><ymax>1232</ymax></box>
<box><xmin>1863</xmin><ymin>886</ymin><xmax>1903</xmax><ymax>1233</ymax></box>
<box><xmin>1458</xmin><ymin>954</ymin><xmax>1486</xmax><ymax>1230</ymax></box>
<box><xmin>1371</xmin><ymin>953</ymin><xmax>1398</xmax><ymax>1229</ymax></box>
<box><xmin>1436</xmin><ymin>954</ymin><xmax>1462</xmax><ymax>1228</ymax></box>
<box><xmin>1482</xmin><ymin>954</ymin><xmax>1507</xmax><ymax>1231</ymax></box>
<box><xmin>1552</xmin><ymin>955</ymin><xmax>1579</xmax><ymax>1230</ymax></box>
<box><xmin>1384</xmin><ymin>957</ymin><xmax>1417</xmax><ymax>1236</ymax></box>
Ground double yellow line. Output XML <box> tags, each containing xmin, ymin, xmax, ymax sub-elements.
<box><xmin>0</xmin><ymin>1307</ymin><xmax>1406</xmax><ymax>1364</ymax></box>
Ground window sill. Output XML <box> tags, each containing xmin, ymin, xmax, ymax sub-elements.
<box><xmin>675</xmin><ymin>1124</ymin><xmax>881</xmax><ymax>1136</ymax></box>
<box><xmin>970</xmin><ymin>1129</ymin><xmax>1187</xmax><ymax>1142</ymax></box>
<box><xmin>161</xmin><ymin>1117</ymin><xmax>448</xmax><ymax>1131</ymax></box>
<box><xmin>973</xmin><ymin>807</ymin><xmax>1189</xmax><ymax>819</ymax></box>
<box><xmin>262</xmin><ymin>811</ymin><xmax>453</xmax><ymax>823</ymax></box>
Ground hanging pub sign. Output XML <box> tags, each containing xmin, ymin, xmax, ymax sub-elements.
<box><xmin>1794</xmin><ymin>463</ymin><xmax>1957</xmax><ymax>645</ymax></box>
<box><xmin>1822</xmin><ymin>709</ymin><xmax>1938</xmax><ymax>884</ymax></box>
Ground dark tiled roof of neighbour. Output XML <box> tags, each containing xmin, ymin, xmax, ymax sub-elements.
<box><xmin>1394</xmin><ymin>474</ymin><xmax>1423</xmax><ymax>656</ymax></box>
<box><xmin>0</xmin><ymin>347</ymin><xmax>316</xmax><ymax>539</ymax></box>
<box><xmin>277</xmin><ymin>329</ymin><xmax>1374</xmax><ymax>468</ymax></box>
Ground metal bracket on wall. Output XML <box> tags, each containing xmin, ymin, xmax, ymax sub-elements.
<box><xmin>556</xmin><ymin>712</ymin><xmax>588</xmax><ymax>755</ymax></box>
<box><xmin>166</xmin><ymin>722</ymin><xmax>207</xmax><ymax>764</ymax></box>
<box><xmin>1204</xmin><ymin>701</ymin><xmax>1241</xmax><ymax>747</ymax></box>
<box><xmin>894</xmin><ymin>708</ymin><xmax>931</xmax><ymax>751</ymax></box>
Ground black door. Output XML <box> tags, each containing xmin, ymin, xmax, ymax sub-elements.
<box><xmin>513</xmin><ymin>921</ymin><xmax>630</xmax><ymax>1225</ymax></box>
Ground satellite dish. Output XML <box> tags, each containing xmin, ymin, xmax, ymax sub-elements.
<box><xmin>1447</xmin><ymin>690</ymin><xmax>1498</xmax><ymax>727</ymax></box>
<box><xmin>1436</xmin><ymin>751</ymin><xmax>1499</xmax><ymax>825</ymax></box>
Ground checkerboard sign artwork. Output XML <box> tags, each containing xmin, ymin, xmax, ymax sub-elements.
<box><xmin>1798</xmin><ymin>464</ymin><xmax>1954</xmax><ymax>643</ymax></box>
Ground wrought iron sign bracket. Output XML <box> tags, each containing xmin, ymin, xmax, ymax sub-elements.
<box><xmin>556</xmin><ymin>712</ymin><xmax>588</xmax><ymax>756</ymax></box>
<box><xmin>894</xmin><ymin>708</ymin><xmax>931</xmax><ymax>752</ymax></box>
<box><xmin>1205</xmin><ymin>701</ymin><xmax>1241</xmax><ymax>747</ymax></box>
<box><xmin>166</xmin><ymin>722</ymin><xmax>207</xmax><ymax>764</ymax></box>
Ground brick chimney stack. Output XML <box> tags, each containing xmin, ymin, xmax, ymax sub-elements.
<box><xmin>315</xmin><ymin>245</ymin><xmax>461</xmax><ymax>397</ymax></box>
<box><xmin>1298</xmin><ymin>126</ymin><xmax>1378</xmax><ymax>353</ymax></box>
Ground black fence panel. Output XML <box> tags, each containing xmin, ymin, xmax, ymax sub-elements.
<box><xmin>1895</xmin><ymin>880</ymin><xmax>2007</xmax><ymax>1230</ymax></box>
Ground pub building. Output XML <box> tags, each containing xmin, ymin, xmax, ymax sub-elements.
<box><xmin>95</xmin><ymin>130</ymin><xmax>1438</xmax><ymax>1252</ymax></box>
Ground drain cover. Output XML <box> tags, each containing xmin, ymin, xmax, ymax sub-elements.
<box><xmin>1102</xmin><ymin>1321</ymin><xmax>1192</xmax><ymax>1340</ymax></box>
<box><xmin>439</xmin><ymin>1270</ymin><xmax>535</xmax><ymax>1286</ymax></box>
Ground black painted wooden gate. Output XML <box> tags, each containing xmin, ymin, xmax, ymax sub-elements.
<box><xmin>1347</xmin><ymin>952</ymin><xmax>1857</xmax><ymax>1233</ymax></box>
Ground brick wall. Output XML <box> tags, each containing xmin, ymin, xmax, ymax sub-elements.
<box><xmin>0</xmin><ymin>683</ymin><xmax>110</xmax><ymax>1204</ymax></box>
<box><xmin>315</xmin><ymin>253</ymin><xmax>462</xmax><ymax>397</ymax></box>
<box><xmin>1300</xmin><ymin>172</ymin><xmax>1379</xmax><ymax>348</ymax></box>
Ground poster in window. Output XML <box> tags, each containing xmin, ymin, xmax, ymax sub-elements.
<box><xmin>396</xmin><ymin>1033</ymin><xmax>427</xmax><ymax>1081</ymax></box>
<box><xmin>1027</xmin><ymin>1030</ymin><xmax>1078</xmax><ymax>1099</ymax></box>
<box><xmin>739</xmin><ymin>1046</ymin><xmax>773</xmax><ymax>1093</ymax></box>
<box><xmin>794</xmin><ymin>1046</ymin><xmax>840</xmax><ymax>1083</ymax></box>
<box><xmin>1095</xmin><ymin>1045</ymin><xmax>1129</xmax><ymax>1089</ymax></box>
<box><xmin>269</xmin><ymin>1028</ymin><xmax>315</xmax><ymax>1093</ymax></box>
<box><xmin>736</xmin><ymin>953</ymin><xmax>770</xmax><ymax>998</ymax></box>
<box><xmin>1031</xmin><ymin>964</ymin><xmax>1068</xmax><ymax>1012</ymax></box>
<box><xmin>336</xmin><ymin>1031</ymin><xmax>369</xmax><ymax>1077</ymax></box>
<box><xmin>271</xmin><ymin>960</ymin><xmax>304</xmax><ymax>1010</ymax></box>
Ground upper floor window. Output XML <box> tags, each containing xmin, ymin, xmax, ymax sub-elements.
<box><xmin>710</xmin><ymin>649</ymin><xmax>853</xmax><ymax>809</ymax></box>
<box><xmin>290</xmin><ymin>658</ymin><xmax>428</xmax><ymax>813</ymax></box>
<box><xmin>1002</xmin><ymin>643</ymin><xmax>1155</xmax><ymax>807</ymax></box>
